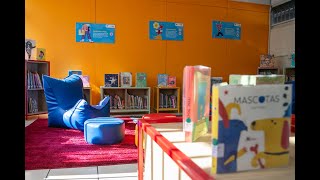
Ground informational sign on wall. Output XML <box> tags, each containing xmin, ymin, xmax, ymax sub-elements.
<box><xmin>149</xmin><ymin>21</ymin><xmax>184</xmax><ymax>41</ymax></box>
<box><xmin>76</xmin><ymin>22</ymin><xmax>115</xmax><ymax>43</ymax></box>
<box><xmin>212</xmin><ymin>21</ymin><xmax>241</xmax><ymax>40</ymax></box>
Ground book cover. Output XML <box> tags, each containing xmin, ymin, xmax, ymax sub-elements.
<box><xmin>183</xmin><ymin>65</ymin><xmax>211</xmax><ymax>142</ymax></box>
<box><xmin>167</xmin><ymin>76</ymin><xmax>176</xmax><ymax>87</ymax></box>
<box><xmin>120</xmin><ymin>72</ymin><xmax>132</xmax><ymax>87</ymax></box>
<box><xmin>157</xmin><ymin>74</ymin><xmax>168</xmax><ymax>87</ymax></box>
<box><xmin>36</xmin><ymin>48</ymin><xmax>46</xmax><ymax>60</ymax></box>
<box><xmin>211</xmin><ymin>84</ymin><xmax>292</xmax><ymax>174</ymax></box>
<box><xmin>230</xmin><ymin>74</ymin><xmax>285</xmax><ymax>85</ymax></box>
<box><xmin>259</xmin><ymin>54</ymin><xmax>275</xmax><ymax>68</ymax></box>
<box><xmin>104</xmin><ymin>74</ymin><xmax>119</xmax><ymax>87</ymax></box>
<box><xmin>250</xmin><ymin>75</ymin><xmax>285</xmax><ymax>85</ymax></box>
<box><xmin>229</xmin><ymin>74</ymin><xmax>250</xmax><ymax>85</ymax></box>
<box><xmin>135</xmin><ymin>72</ymin><xmax>147</xmax><ymax>87</ymax></box>
<box><xmin>68</xmin><ymin>70</ymin><xmax>82</xmax><ymax>76</ymax></box>
<box><xmin>25</xmin><ymin>39</ymin><xmax>36</xmax><ymax>60</ymax></box>
<box><xmin>80</xmin><ymin>75</ymin><xmax>90</xmax><ymax>87</ymax></box>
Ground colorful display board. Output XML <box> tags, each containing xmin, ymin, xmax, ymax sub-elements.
<box><xmin>212</xmin><ymin>21</ymin><xmax>241</xmax><ymax>40</ymax></box>
<box><xmin>76</xmin><ymin>22</ymin><xmax>115</xmax><ymax>43</ymax></box>
<box><xmin>149</xmin><ymin>21</ymin><xmax>184</xmax><ymax>41</ymax></box>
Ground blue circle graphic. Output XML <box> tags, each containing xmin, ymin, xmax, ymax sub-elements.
<box><xmin>259</xmin><ymin>96</ymin><xmax>265</xmax><ymax>103</ymax></box>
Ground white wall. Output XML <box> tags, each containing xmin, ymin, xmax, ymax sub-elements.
<box><xmin>269</xmin><ymin>19</ymin><xmax>295</xmax><ymax>71</ymax></box>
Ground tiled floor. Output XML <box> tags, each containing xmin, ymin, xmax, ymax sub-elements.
<box><xmin>25</xmin><ymin>119</ymin><xmax>138</xmax><ymax>180</ymax></box>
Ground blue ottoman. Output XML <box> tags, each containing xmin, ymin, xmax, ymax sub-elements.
<box><xmin>84</xmin><ymin>117</ymin><xmax>125</xmax><ymax>145</ymax></box>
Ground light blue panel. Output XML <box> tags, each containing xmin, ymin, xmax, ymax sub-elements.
<box><xmin>76</xmin><ymin>22</ymin><xmax>115</xmax><ymax>43</ymax></box>
<box><xmin>212</xmin><ymin>21</ymin><xmax>241</xmax><ymax>40</ymax></box>
<box><xmin>149</xmin><ymin>21</ymin><xmax>184</xmax><ymax>41</ymax></box>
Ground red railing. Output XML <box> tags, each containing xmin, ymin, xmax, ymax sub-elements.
<box><xmin>138</xmin><ymin>118</ymin><xmax>214</xmax><ymax>180</ymax></box>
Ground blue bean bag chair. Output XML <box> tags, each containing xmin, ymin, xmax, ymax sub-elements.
<box><xmin>63</xmin><ymin>97</ymin><xmax>110</xmax><ymax>131</ymax></box>
<box><xmin>42</xmin><ymin>74</ymin><xmax>110</xmax><ymax>130</ymax></box>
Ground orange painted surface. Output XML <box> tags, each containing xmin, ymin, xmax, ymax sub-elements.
<box><xmin>26</xmin><ymin>0</ymin><xmax>269</xmax><ymax>104</ymax></box>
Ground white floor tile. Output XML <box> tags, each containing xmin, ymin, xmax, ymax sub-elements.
<box><xmin>98</xmin><ymin>163</ymin><xmax>137</xmax><ymax>174</ymax></box>
<box><xmin>25</xmin><ymin>119</ymin><xmax>35</xmax><ymax>127</ymax></box>
<box><xmin>46</xmin><ymin>166</ymin><xmax>98</xmax><ymax>179</ymax></box>
<box><xmin>25</xmin><ymin>169</ymin><xmax>49</xmax><ymax>180</ymax></box>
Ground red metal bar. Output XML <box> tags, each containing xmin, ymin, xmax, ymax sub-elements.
<box><xmin>138</xmin><ymin>119</ymin><xmax>214</xmax><ymax>180</ymax></box>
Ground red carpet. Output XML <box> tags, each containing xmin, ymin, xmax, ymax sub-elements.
<box><xmin>25</xmin><ymin>118</ymin><xmax>137</xmax><ymax>170</ymax></box>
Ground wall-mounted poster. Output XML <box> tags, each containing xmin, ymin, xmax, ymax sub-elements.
<box><xmin>212</xmin><ymin>21</ymin><xmax>241</xmax><ymax>40</ymax></box>
<box><xmin>76</xmin><ymin>22</ymin><xmax>115</xmax><ymax>43</ymax></box>
<box><xmin>149</xmin><ymin>21</ymin><xmax>183</xmax><ymax>41</ymax></box>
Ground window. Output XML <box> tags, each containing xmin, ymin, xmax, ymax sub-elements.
<box><xmin>271</xmin><ymin>0</ymin><xmax>295</xmax><ymax>25</ymax></box>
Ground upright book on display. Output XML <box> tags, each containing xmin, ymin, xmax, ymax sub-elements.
<box><xmin>183</xmin><ymin>65</ymin><xmax>211</xmax><ymax>142</ymax></box>
<box><xmin>211</xmin><ymin>84</ymin><xmax>292</xmax><ymax>174</ymax></box>
<box><xmin>135</xmin><ymin>72</ymin><xmax>147</xmax><ymax>87</ymax></box>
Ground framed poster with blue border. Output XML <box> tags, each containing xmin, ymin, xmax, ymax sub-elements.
<box><xmin>149</xmin><ymin>21</ymin><xmax>183</xmax><ymax>41</ymax></box>
<box><xmin>212</xmin><ymin>21</ymin><xmax>241</xmax><ymax>40</ymax></box>
<box><xmin>76</xmin><ymin>22</ymin><xmax>115</xmax><ymax>43</ymax></box>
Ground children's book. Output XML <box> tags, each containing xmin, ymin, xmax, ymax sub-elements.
<box><xmin>211</xmin><ymin>84</ymin><xmax>292</xmax><ymax>174</ymax></box>
<box><xmin>25</xmin><ymin>39</ymin><xmax>36</xmax><ymax>60</ymax></box>
<box><xmin>183</xmin><ymin>65</ymin><xmax>211</xmax><ymax>142</ymax></box>
<box><xmin>120</xmin><ymin>72</ymin><xmax>132</xmax><ymax>87</ymax></box>
<box><xmin>167</xmin><ymin>76</ymin><xmax>176</xmax><ymax>87</ymax></box>
<box><xmin>135</xmin><ymin>72</ymin><xmax>147</xmax><ymax>87</ymax></box>
<box><xmin>104</xmin><ymin>74</ymin><xmax>119</xmax><ymax>87</ymax></box>
<box><xmin>36</xmin><ymin>48</ymin><xmax>46</xmax><ymax>60</ymax></box>
<box><xmin>68</xmin><ymin>70</ymin><xmax>82</xmax><ymax>76</ymax></box>
<box><xmin>260</xmin><ymin>54</ymin><xmax>275</xmax><ymax>68</ymax></box>
<box><xmin>80</xmin><ymin>75</ymin><xmax>90</xmax><ymax>87</ymax></box>
<box><xmin>229</xmin><ymin>74</ymin><xmax>285</xmax><ymax>85</ymax></box>
<box><xmin>157</xmin><ymin>74</ymin><xmax>168</xmax><ymax>87</ymax></box>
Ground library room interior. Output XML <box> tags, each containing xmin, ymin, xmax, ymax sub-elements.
<box><xmin>25</xmin><ymin>0</ymin><xmax>295</xmax><ymax>179</ymax></box>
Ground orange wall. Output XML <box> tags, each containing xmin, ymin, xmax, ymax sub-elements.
<box><xmin>25</xmin><ymin>0</ymin><xmax>269</xmax><ymax>104</ymax></box>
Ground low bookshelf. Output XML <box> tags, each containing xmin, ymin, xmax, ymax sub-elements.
<box><xmin>25</xmin><ymin>60</ymin><xmax>50</xmax><ymax>119</ymax></box>
<box><xmin>153</xmin><ymin>86</ymin><xmax>180</xmax><ymax>113</ymax></box>
<box><xmin>100</xmin><ymin>86</ymin><xmax>151</xmax><ymax>114</ymax></box>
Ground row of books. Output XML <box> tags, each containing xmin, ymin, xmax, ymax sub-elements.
<box><xmin>126</xmin><ymin>93</ymin><xmax>148</xmax><ymax>109</ymax></box>
<box><xmin>27</xmin><ymin>71</ymin><xmax>43</xmax><ymax>89</ymax></box>
<box><xmin>28</xmin><ymin>97</ymin><xmax>38</xmax><ymax>113</ymax></box>
<box><xmin>105</xmin><ymin>72</ymin><xmax>146</xmax><ymax>87</ymax></box>
<box><xmin>105</xmin><ymin>94</ymin><xmax>148</xmax><ymax>110</ymax></box>
<box><xmin>157</xmin><ymin>74</ymin><xmax>176</xmax><ymax>87</ymax></box>
<box><xmin>159</xmin><ymin>93</ymin><xmax>177</xmax><ymax>108</ymax></box>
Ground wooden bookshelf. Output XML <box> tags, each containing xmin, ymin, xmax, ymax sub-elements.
<box><xmin>83</xmin><ymin>87</ymin><xmax>92</xmax><ymax>105</ymax></box>
<box><xmin>153</xmin><ymin>86</ymin><xmax>180</xmax><ymax>113</ymax></box>
<box><xmin>100</xmin><ymin>86</ymin><xmax>150</xmax><ymax>114</ymax></box>
<box><xmin>25</xmin><ymin>60</ymin><xmax>50</xmax><ymax>118</ymax></box>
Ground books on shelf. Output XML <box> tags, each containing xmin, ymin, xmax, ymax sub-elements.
<box><xmin>126</xmin><ymin>93</ymin><xmax>148</xmax><ymax>109</ymax></box>
<box><xmin>120</xmin><ymin>72</ymin><xmax>132</xmax><ymax>87</ymax></box>
<box><xmin>104</xmin><ymin>74</ymin><xmax>119</xmax><ymax>87</ymax></box>
<box><xmin>25</xmin><ymin>39</ymin><xmax>36</xmax><ymax>60</ymax></box>
<box><xmin>183</xmin><ymin>65</ymin><xmax>211</xmax><ymax>142</ymax></box>
<box><xmin>167</xmin><ymin>76</ymin><xmax>176</xmax><ymax>87</ymax></box>
<box><xmin>68</xmin><ymin>70</ymin><xmax>82</xmax><ymax>76</ymax></box>
<box><xmin>159</xmin><ymin>93</ymin><xmax>177</xmax><ymax>109</ymax></box>
<box><xmin>157</xmin><ymin>74</ymin><xmax>168</xmax><ymax>87</ymax></box>
<box><xmin>211</xmin><ymin>84</ymin><xmax>292</xmax><ymax>174</ymax></box>
<box><xmin>27</xmin><ymin>71</ymin><xmax>43</xmax><ymax>89</ymax></box>
<box><xmin>28</xmin><ymin>97</ymin><xmax>38</xmax><ymax>113</ymax></box>
<box><xmin>36</xmin><ymin>48</ymin><xmax>46</xmax><ymax>60</ymax></box>
<box><xmin>259</xmin><ymin>54</ymin><xmax>275</xmax><ymax>68</ymax></box>
<box><xmin>135</xmin><ymin>72</ymin><xmax>147</xmax><ymax>87</ymax></box>
<box><xmin>80</xmin><ymin>75</ymin><xmax>90</xmax><ymax>87</ymax></box>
